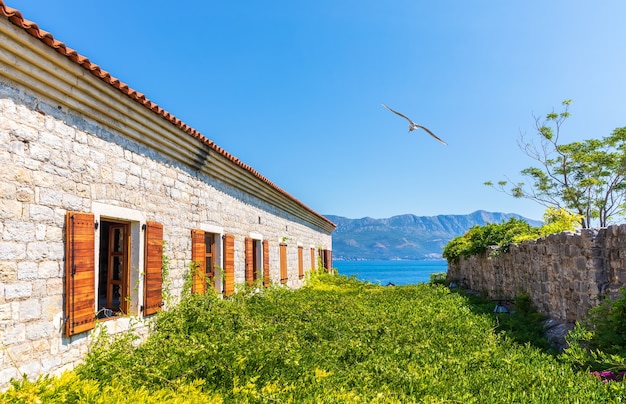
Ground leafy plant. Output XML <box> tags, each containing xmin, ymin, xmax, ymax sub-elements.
<box><xmin>561</xmin><ymin>288</ymin><xmax>626</xmax><ymax>375</ymax></box>
<box><xmin>3</xmin><ymin>274</ymin><xmax>625</xmax><ymax>402</ymax></box>
<box><xmin>486</xmin><ymin>100</ymin><xmax>626</xmax><ymax>228</ymax></box>
<box><xmin>443</xmin><ymin>207</ymin><xmax>583</xmax><ymax>262</ymax></box>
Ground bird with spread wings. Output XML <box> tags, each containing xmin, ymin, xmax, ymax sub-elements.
<box><xmin>381</xmin><ymin>103</ymin><xmax>448</xmax><ymax>146</ymax></box>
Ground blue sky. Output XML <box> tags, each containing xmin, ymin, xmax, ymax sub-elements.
<box><xmin>8</xmin><ymin>1</ymin><xmax>626</xmax><ymax>221</ymax></box>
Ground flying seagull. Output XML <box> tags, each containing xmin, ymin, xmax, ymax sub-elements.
<box><xmin>381</xmin><ymin>103</ymin><xmax>448</xmax><ymax>145</ymax></box>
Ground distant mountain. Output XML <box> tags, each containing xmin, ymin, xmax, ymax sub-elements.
<box><xmin>325</xmin><ymin>210</ymin><xmax>542</xmax><ymax>261</ymax></box>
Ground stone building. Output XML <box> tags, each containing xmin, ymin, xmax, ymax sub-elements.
<box><xmin>0</xmin><ymin>2</ymin><xmax>334</xmax><ymax>389</ymax></box>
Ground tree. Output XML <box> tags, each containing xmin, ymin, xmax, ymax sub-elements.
<box><xmin>485</xmin><ymin>100</ymin><xmax>626</xmax><ymax>228</ymax></box>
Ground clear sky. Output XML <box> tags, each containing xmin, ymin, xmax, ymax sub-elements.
<box><xmin>7</xmin><ymin>1</ymin><xmax>626</xmax><ymax>221</ymax></box>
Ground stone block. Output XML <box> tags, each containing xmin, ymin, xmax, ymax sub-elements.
<box><xmin>26</xmin><ymin>321</ymin><xmax>54</xmax><ymax>340</ymax></box>
<box><xmin>38</xmin><ymin>261</ymin><xmax>60</xmax><ymax>278</ymax></box>
<box><xmin>4</xmin><ymin>283</ymin><xmax>32</xmax><ymax>300</ymax></box>
<box><xmin>0</xmin><ymin>261</ymin><xmax>17</xmax><ymax>282</ymax></box>
<box><xmin>41</xmin><ymin>355</ymin><xmax>61</xmax><ymax>372</ymax></box>
<box><xmin>29</xmin><ymin>204</ymin><xmax>55</xmax><ymax>222</ymax></box>
<box><xmin>0</xmin><ymin>200</ymin><xmax>23</xmax><ymax>221</ymax></box>
<box><xmin>41</xmin><ymin>295</ymin><xmax>62</xmax><ymax>321</ymax></box>
<box><xmin>0</xmin><ymin>302</ymin><xmax>11</xmax><ymax>321</ymax></box>
<box><xmin>3</xmin><ymin>323</ymin><xmax>26</xmax><ymax>345</ymax></box>
<box><xmin>29</xmin><ymin>143</ymin><xmax>51</xmax><ymax>162</ymax></box>
<box><xmin>46</xmin><ymin>278</ymin><xmax>63</xmax><ymax>296</ymax></box>
<box><xmin>3</xmin><ymin>222</ymin><xmax>35</xmax><ymax>244</ymax></box>
<box><xmin>10</xmin><ymin>126</ymin><xmax>38</xmax><ymax>143</ymax></box>
<box><xmin>18</xmin><ymin>299</ymin><xmax>41</xmax><ymax>321</ymax></box>
<box><xmin>17</xmin><ymin>261</ymin><xmax>37</xmax><ymax>280</ymax></box>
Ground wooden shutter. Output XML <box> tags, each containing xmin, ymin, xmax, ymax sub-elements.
<box><xmin>280</xmin><ymin>243</ymin><xmax>288</xmax><ymax>284</ymax></box>
<box><xmin>310</xmin><ymin>248</ymin><xmax>315</xmax><ymax>272</ymax></box>
<box><xmin>143</xmin><ymin>221</ymin><xmax>163</xmax><ymax>316</ymax></box>
<box><xmin>263</xmin><ymin>240</ymin><xmax>270</xmax><ymax>287</ymax></box>
<box><xmin>65</xmin><ymin>211</ymin><xmax>95</xmax><ymax>337</ymax></box>
<box><xmin>223</xmin><ymin>234</ymin><xmax>235</xmax><ymax>296</ymax></box>
<box><xmin>245</xmin><ymin>237</ymin><xmax>254</xmax><ymax>287</ymax></box>
<box><xmin>191</xmin><ymin>229</ymin><xmax>206</xmax><ymax>294</ymax></box>
<box><xmin>298</xmin><ymin>246</ymin><xmax>304</xmax><ymax>279</ymax></box>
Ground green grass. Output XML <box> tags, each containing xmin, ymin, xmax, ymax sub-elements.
<box><xmin>3</xmin><ymin>273</ymin><xmax>625</xmax><ymax>403</ymax></box>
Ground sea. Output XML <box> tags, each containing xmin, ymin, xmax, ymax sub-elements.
<box><xmin>334</xmin><ymin>260</ymin><xmax>448</xmax><ymax>286</ymax></box>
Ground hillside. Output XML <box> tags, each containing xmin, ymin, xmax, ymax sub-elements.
<box><xmin>326</xmin><ymin>210</ymin><xmax>542</xmax><ymax>260</ymax></box>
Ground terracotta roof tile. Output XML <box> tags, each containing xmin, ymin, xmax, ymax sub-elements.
<box><xmin>0</xmin><ymin>1</ymin><xmax>334</xmax><ymax>229</ymax></box>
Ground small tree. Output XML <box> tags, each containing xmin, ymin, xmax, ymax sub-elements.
<box><xmin>486</xmin><ymin>100</ymin><xmax>626</xmax><ymax>228</ymax></box>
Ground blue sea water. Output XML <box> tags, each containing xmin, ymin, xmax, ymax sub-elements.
<box><xmin>334</xmin><ymin>260</ymin><xmax>448</xmax><ymax>286</ymax></box>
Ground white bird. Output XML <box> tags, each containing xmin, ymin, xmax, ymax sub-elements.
<box><xmin>381</xmin><ymin>103</ymin><xmax>448</xmax><ymax>146</ymax></box>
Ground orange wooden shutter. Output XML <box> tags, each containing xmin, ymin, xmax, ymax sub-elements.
<box><xmin>298</xmin><ymin>246</ymin><xmax>304</xmax><ymax>279</ymax></box>
<box><xmin>65</xmin><ymin>211</ymin><xmax>96</xmax><ymax>337</ymax></box>
<box><xmin>191</xmin><ymin>229</ymin><xmax>206</xmax><ymax>294</ymax></box>
<box><xmin>223</xmin><ymin>234</ymin><xmax>235</xmax><ymax>296</ymax></box>
<box><xmin>280</xmin><ymin>243</ymin><xmax>288</xmax><ymax>284</ymax></box>
<box><xmin>245</xmin><ymin>237</ymin><xmax>254</xmax><ymax>287</ymax></box>
<box><xmin>310</xmin><ymin>248</ymin><xmax>315</xmax><ymax>272</ymax></box>
<box><xmin>263</xmin><ymin>240</ymin><xmax>270</xmax><ymax>287</ymax></box>
<box><xmin>143</xmin><ymin>221</ymin><xmax>163</xmax><ymax>316</ymax></box>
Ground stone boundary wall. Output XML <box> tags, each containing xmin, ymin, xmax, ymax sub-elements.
<box><xmin>447</xmin><ymin>225</ymin><xmax>626</xmax><ymax>322</ymax></box>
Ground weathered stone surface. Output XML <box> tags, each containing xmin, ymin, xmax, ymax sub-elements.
<box><xmin>448</xmin><ymin>226</ymin><xmax>626</xmax><ymax>322</ymax></box>
<box><xmin>0</xmin><ymin>25</ymin><xmax>332</xmax><ymax>391</ymax></box>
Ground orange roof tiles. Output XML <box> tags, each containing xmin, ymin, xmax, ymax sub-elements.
<box><xmin>0</xmin><ymin>0</ymin><xmax>334</xmax><ymax>229</ymax></box>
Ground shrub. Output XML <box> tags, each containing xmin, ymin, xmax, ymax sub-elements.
<box><xmin>443</xmin><ymin>207</ymin><xmax>582</xmax><ymax>262</ymax></box>
<box><xmin>561</xmin><ymin>288</ymin><xmax>626</xmax><ymax>374</ymax></box>
<box><xmin>3</xmin><ymin>274</ymin><xmax>625</xmax><ymax>402</ymax></box>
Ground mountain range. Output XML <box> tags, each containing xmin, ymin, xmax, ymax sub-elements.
<box><xmin>325</xmin><ymin>210</ymin><xmax>542</xmax><ymax>261</ymax></box>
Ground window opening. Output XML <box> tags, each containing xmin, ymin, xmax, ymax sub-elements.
<box><xmin>205</xmin><ymin>232</ymin><xmax>215</xmax><ymax>281</ymax></box>
<box><xmin>98</xmin><ymin>220</ymin><xmax>130</xmax><ymax>318</ymax></box>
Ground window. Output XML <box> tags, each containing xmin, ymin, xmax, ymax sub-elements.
<box><xmin>191</xmin><ymin>230</ymin><xmax>217</xmax><ymax>294</ymax></box>
<box><xmin>311</xmin><ymin>247</ymin><xmax>316</xmax><ymax>272</ymax></box>
<box><xmin>64</xmin><ymin>211</ymin><xmax>163</xmax><ymax>337</ymax></box>
<box><xmin>280</xmin><ymin>243</ymin><xmax>288</xmax><ymax>284</ymax></box>
<box><xmin>245</xmin><ymin>237</ymin><xmax>264</xmax><ymax>287</ymax></box>
<box><xmin>98</xmin><ymin>220</ymin><xmax>130</xmax><ymax>318</ymax></box>
<box><xmin>323</xmin><ymin>249</ymin><xmax>332</xmax><ymax>273</ymax></box>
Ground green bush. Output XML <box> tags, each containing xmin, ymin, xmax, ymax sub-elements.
<box><xmin>443</xmin><ymin>207</ymin><xmax>582</xmax><ymax>262</ymax></box>
<box><xmin>443</xmin><ymin>218</ymin><xmax>538</xmax><ymax>262</ymax></box>
<box><xmin>3</xmin><ymin>274</ymin><xmax>624</xmax><ymax>402</ymax></box>
<box><xmin>561</xmin><ymin>288</ymin><xmax>626</xmax><ymax>375</ymax></box>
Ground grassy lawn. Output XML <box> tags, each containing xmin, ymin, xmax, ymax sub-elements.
<box><xmin>3</xmin><ymin>273</ymin><xmax>625</xmax><ymax>403</ymax></box>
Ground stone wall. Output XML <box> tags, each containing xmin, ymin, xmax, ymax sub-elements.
<box><xmin>447</xmin><ymin>225</ymin><xmax>626</xmax><ymax>322</ymax></box>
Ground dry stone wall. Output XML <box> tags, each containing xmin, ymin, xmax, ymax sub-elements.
<box><xmin>447</xmin><ymin>225</ymin><xmax>626</xmax><ymax>322</ymax></box>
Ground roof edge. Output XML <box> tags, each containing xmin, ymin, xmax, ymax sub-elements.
<box><xmin>0</xmin><ymin>1</ymin><xmax>335</xmax><ymax>230</ymax></box>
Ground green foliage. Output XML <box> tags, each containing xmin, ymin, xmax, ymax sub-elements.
<box><xmin>588</xmin><ymin>288</ymin><xmax>626</xmax><ymax>353</ymax></box>
<box><xmin>161</xmin><ymin>241</ymin><xmax>173</xmax><ymax>308</ymax></box>
<box><xmin>1</xmin><ymin>372</ymin><xmax>222</xmax><ymax>403</ymax></box>
<box><xmin>562</xmin><ymin>288</ymin><xmax>626</xmax><ymax>374</ymax></box>
<box><xmin>3</xmin><ymin>274</ymin><xmax>625</xmax><ymax>402</ymax></box>
<box><xmin>443</xmin><ymin>218</ymin><xmax>538</xmax><ymax>262</ymax></box>
<box><xmin>428</xmin><ymin>271</ymin><xmax>447</xmax><ymax>285</ymax></box>
<box><xmin>487</xmin><ymin>100</ymin><xmax>626</xmax><ymax>228</ymax></box>
<box><xmin>443</xmin><ymin>207</ymin><xmax>583</xmax><ymax>262</ymax></box>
